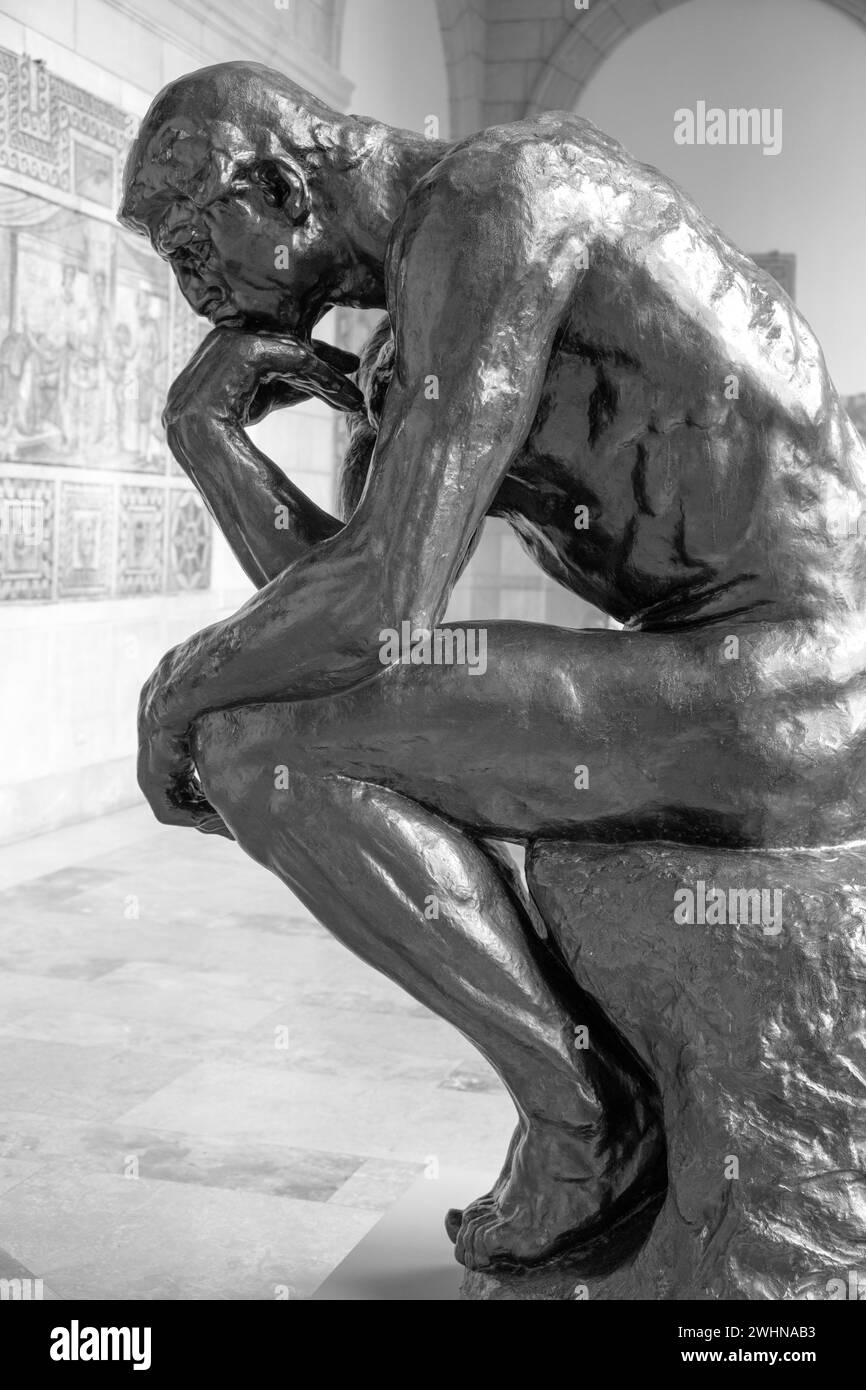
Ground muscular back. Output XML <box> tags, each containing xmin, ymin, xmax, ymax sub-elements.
<box><xmin>348</xmin><ymin>113</ymin><xmax>866</xmax><ymax>633</ymax></box>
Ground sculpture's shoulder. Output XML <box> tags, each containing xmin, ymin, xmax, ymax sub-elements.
<box><xmin>444</xmin><ymin>110</ymin><xmax>636</xmax><ymax>178</ymax></box>
<box><xmin>393</xmin><ymin>111</ymin><xmax>694</xmax><ymax>278</ymax></box>
<box><xmin>410</xmin><ymin>111</ymin><xmax>638</xmax><ymax>211</ymax></box>
<box><xmin>390</xmin><ymin>113</ymin><xmax>625</xmax><ymax>283</ymax></box>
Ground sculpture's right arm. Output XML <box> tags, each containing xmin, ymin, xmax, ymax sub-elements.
<box><xmin>163</xmin><ymin>329</ymin><xmax>362</xmax><ymax>588</ymax></box>
<box><xmin>166</xmin><ymin>411</ymin><xmax>343</xmax><ymax>588</ymax></box>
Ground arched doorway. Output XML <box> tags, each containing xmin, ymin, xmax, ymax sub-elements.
<box><xmin>526</xmin><ymin>0</ymin><xmax>866</xmax><ymax>116</ymax></box>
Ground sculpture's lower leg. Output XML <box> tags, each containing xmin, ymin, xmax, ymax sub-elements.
<box><xmin>193</xmin><ymin>714</ymin><xmax>664</xmax><ymax>1271</ymax></box>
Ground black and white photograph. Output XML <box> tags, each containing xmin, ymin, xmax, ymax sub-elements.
<box><xmin>0</xmin><ymin>0</ymin><xmax>863</xmax><ymax>1360</ymax></box>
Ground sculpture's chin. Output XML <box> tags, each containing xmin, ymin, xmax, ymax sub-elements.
<box><xmin>205</xmin><ymin>293</ymin><xmax>314</xmax><ymax>337</ymax></box>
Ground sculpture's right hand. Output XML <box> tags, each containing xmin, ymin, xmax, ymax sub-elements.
<box><xmin>163</xmin><ymin>327</ymin><xmax>363</xmax><ymax>435</ymax></box>
<box><xmin>137</xmin><ymin>722</ymin><xmax>234</xmax><ymax>840</ymax></box>
<box><xmin>137</xmin><ymin>655</ymin><xmax>235</xmax><ymax>840</ymax></box>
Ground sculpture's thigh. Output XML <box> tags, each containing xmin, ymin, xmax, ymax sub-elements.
<box><xmin>194</xmin><ymin>614</ymin><xmax>866</xmax><ymax>845</ymax></box>
<box><xmin>526</xmin><ymin>840</ymin><xmax>866</xmax><ymax>1300</ymax></box>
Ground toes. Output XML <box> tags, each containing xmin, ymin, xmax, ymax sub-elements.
<box><xmin>452</xmin><ymin>1125</ymin><xmax>523</xmax><ymax>1255</ymax></box>
<box><xmin>472</xmin><ymin>1216</ymin><xmax>509</xmax><ymax>1269</ymax></box>
<box><xmin>459</xmin><ymin>1212</ymin><xmax>502</xmax><ymax>1271</ymax></box>
<box><xmin>455</xmin><ymin>1196</ymin><xmax>496</xmax><ymax>1267</ymax></box>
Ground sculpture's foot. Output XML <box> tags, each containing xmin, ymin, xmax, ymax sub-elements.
<box><xmin>444</xmin><ymin>1122</ymin><xmax>523</xmax><ymax>1247</ymax></box>
<box><xmin>447</xmin><ymin>1118</ymin><xmax>660</xmax><ymax>1272</ymax></box>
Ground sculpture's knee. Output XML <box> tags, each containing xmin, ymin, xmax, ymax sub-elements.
<box><xmin>192</xmin><ymin>707</ymin><xmax>282</xmax><ymax>838</ymax></box>
<box><xmin>193</xmin><ymin>709</ymin><xmax>242</xmax><ymax>807</ymax></box>
<box><xmin>192</xmin><ymin>705</ymin><xmax>312</xmax><ymax>851</ymax></box>
<box><xmin>194</xmin><ymin>701</ymin><xmax>326</xmax><ymax>802</ymax></box>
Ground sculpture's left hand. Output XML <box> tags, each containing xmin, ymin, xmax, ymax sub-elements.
<box><xmin>137</xmin><ymin>647</ymin><xmax>233</xmax><ymax>839</ymax></box>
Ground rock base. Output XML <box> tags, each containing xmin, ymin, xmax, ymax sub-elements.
<box><xmin>460</xmin><ymin>840</ymin><xmax>866</xmax><ymax>1300</ymax></box>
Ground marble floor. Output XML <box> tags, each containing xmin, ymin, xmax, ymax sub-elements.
<box><xmin>0</xmin><ymin>807</ymin><xmax>513</xmax><ymax>1300</ymax></box>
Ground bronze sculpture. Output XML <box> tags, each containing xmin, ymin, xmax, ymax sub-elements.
<box><xmin>118</xmin><ymin>62</ymin><xmax>866</xmax><ymax>1295</ymax></box>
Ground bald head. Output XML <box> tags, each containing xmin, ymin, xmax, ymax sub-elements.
<box><xmin>117</xmin><ymin>61</ymin><xmax>440</xmax><ymax>335</ymax></box>
<box><xmin>119</xmin><ymin>62</ymin><xmax>351</xmax><ymax>238</ymax></box>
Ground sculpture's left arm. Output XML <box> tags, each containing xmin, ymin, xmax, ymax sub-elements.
<box><xmin>138</xmin><ymin>169</ymin><xmax>576</xmax><ymax>826</ymax></box>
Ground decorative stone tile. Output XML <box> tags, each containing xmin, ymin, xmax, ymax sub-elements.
<box><xmin>0</xmin><ymin>50</ymin><xmax>200</xmax><ymax>483</ymax></box>
<box><xmin>72</xmin><ymin>143</ymin><xmax>115</xmax><ymax>207</ymax></box>
<box><xmin>58</xmin><ymin>482</ymin><xmax>113</xmax><ymax>599</ymax></box>
<box><xmin>0</xmin><ymin>184</ymin><xmax>173</xmax><ymax>476</ymax></box>
<box><xmin>167</xmin><ymin>490</ymin><xmax>211</xmax><ymax>592</ymax></box>
<box><xmin>0</xmin><ymin>37</ymin><xmax>332</xmax><ymax>606</ymax></box>
<box><xmin>0</xmin><ymin>475</ymin><xmax>54</xmax><ymax>600</ymax></box>
<box><xmin>117</xmin><ymin>486</ymin><xmax>165</xmax><ymax>596</ymax></box>
<box><xmin>0</xmin><ymin>51</ymin><xmax>133</xmax><ymax>206</ymax></box>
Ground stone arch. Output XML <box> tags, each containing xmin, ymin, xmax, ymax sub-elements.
<box><xmin>526</xmin><ymin>0</ymin><xmax>866</xmax><ymax>118</ymax></box>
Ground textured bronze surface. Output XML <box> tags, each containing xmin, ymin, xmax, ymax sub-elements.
<box><xmin>464</xmin><ymin>841</ymin><xmax>865</xmax><ymax>1299</ymax></box>
<box><xmin>119</xmin><ymin>61</ymin><xmax>866</xmax><ymax>1287</ymax></box>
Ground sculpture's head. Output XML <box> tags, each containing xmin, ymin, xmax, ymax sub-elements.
<box><xmin>119</xmin><ymin>62</ymin><xmax>398</xmax><ymax>336</ymax></box>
